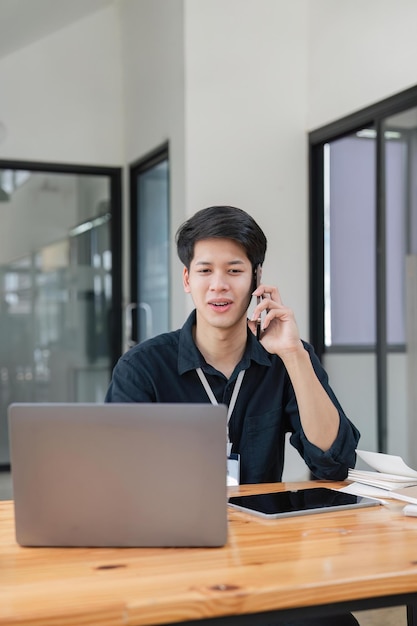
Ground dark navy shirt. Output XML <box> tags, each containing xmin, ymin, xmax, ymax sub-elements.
<box><xmin>105</xmin><ymin>310</ymin><xmax>360</xmax><ymax>484</ymax></box>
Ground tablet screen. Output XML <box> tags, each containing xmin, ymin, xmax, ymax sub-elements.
<box><xmin>228</xmin><ymin>487</ymin><xmax>379</xmax><ymax>518</ymax></box>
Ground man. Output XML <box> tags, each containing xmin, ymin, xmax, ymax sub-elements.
<box><xmin>106</xmin><ymin>205</ymin><xmax>361</xmax><ymax>626</ymax></box>
<box><xmin>106</xmin><ymin>205</ymin><xmax>359</xmax><ymax>485</ymax></box>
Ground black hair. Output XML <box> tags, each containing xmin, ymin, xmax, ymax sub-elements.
<box><xmin>175</xmin><ymin>206</ymin><xmax>267</xmax><ymax>269</ymax></box>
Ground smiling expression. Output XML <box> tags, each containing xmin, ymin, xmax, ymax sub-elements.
<box><xmin>183</xmin><ymin>238</ymin><xmax>254</xmax><ymax>333</ymax></box>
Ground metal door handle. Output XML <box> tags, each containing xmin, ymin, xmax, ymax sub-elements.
<box><xmin>124</xmin><ymin>302</ymin><xmax>153</xmax><ymax>351</ymax></box>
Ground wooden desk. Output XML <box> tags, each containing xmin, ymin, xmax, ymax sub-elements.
<box><xmin>2</xmin><ymin>481</ymin><xmax>417</xmax><ymax>626</ymax></box>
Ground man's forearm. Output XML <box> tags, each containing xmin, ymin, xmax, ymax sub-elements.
<box><xmin>280</xmin><ymin>343</ymin><xmax>340</xmax><ymax>451</ymax></box>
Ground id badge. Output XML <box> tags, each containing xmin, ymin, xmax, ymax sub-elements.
<box><xmin>227</xmin><ymin>453</ymin><xmax>240</xmax><ymax>486</ymax></box>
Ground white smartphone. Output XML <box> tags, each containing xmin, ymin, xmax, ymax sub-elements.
<box><xmin>228</xmin><ymin>487</ymin><xmax>379</xmax><ymax>519</ymax></box>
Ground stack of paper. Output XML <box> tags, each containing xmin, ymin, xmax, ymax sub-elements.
<box><xmin>347</xmin><ymin>470</ymin><xmax>417</xmax><ymax>490</ymax></box>
<box><xmin>342</xmin><ymin>449</ymin><xmax>417</xmax><ymax>506</ymax></box>
<box><xmin>349</xmin><ymin>448</ymin><xmax>417</xmax><ymax>490</ymax></box>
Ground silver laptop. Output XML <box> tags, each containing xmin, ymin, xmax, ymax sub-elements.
<box><xmin>8</xmin><ymin>403</ymin><xmax>228</xmax><ymax>548</ymax></box>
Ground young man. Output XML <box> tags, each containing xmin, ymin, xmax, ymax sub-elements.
<box><xmin>106</xmin><ymin>205</ymin><xmax>361</xmax><ymax>626</ymax></box>
<box><xmin>106</xmin><ymin>205</ymin><xmax>360</xmax><ymax>484</ymax></box>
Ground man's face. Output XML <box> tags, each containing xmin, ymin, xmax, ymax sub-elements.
<box><xmin>183</xmin><ymin>238</ymin><xmax>253</xmax><ymax>332</ymax></box>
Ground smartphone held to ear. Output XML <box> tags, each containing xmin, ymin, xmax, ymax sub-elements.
<box><xmin>254</xmin><ymin>264</ymin><xmax>262</xmax><ymax>340</ymax></box>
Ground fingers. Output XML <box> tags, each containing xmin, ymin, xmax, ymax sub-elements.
<box><xmin>251</xmin><ymin>285</ymin><xmax>283</xmax><ymax>321</ymax></box>
<box><xmin>251</xmin><ymin>299</ymin><xmax>294</xmax><ymax>333</ymax></box>
<box><xmin>252</xmin><ymin>284</ymin><xmax>282</xmax><ymax>305</ymax></box>
<box><xmin>262</xmin><ymin>304</ymin><xmax>295</xmax><ymax>331</ymax></box>
<box><xmin>251</xmin><ymin>284</ymin><xmax>297</xmax><ymax>331</ymax></box>
<box><xmin>250</xmin><ymin>284</ymin><xmax>300</xmax><ymax>348</ymax></box>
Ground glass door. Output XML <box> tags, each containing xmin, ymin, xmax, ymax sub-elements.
<box><xmin>319</xmin><ymin>130</ymin><xmax>378</xmax><ymax>455</ymax></box>
<box><xmin>129</xmin><ymin>145</ymin><xmax>170</xmax><ymax>347</ymax></box>
<box><xmin>382</xmin><ymin>108</ymin><xmax>417</xmax><ymax>469</ymax></box>
<box><xmin>0</xmin><ymin>164</ymin><xmax>122</xmax><ymax>466</ymax></box>
<box><xmin>309</xmin><ymin>85</ymin><xmax>417</xmax><ymax>467</ymax></box>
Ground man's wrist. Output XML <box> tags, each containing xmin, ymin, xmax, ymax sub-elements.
<box><xmin>277</xmin><ymin>339</ymin><xmax>306</xmax><ymax>364</ymax></box>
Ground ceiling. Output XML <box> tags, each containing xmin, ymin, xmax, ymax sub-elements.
<box><xmin>0</xmin><ymin>0</ymin><xmax>114</xmax><ymax>59</ymax></box>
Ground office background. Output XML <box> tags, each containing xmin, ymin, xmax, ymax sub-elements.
<box><xmin>1</xmin><ymin>0</ymin><xmax>417</xmax><ymax>480</ymax></box>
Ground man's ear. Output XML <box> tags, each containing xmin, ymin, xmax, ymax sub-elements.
<box><xmin>183</xmin><ymin>266</ymin><xmax>191</xmax><ymax>293</ymax></box>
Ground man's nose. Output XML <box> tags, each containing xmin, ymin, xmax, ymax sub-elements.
<box><xmin>210</xmin><ymin>272</ymin><xmax>229</xmax><ymax>291</ymax></box>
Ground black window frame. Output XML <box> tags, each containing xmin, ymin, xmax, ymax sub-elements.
<box><xmin>309</xmin><ymin>84</ymin><xmax>417</xmax><ymax>452</ymax></box>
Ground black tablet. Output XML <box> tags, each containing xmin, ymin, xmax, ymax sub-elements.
<box><xmin>228</xmin><ymin>487</ymin><xmax>379</xmax><ymax>519</ymax></box>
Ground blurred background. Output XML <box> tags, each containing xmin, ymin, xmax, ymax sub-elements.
<box><xmin>1</xmin><ymin>0</ymin><xmax>417</xmax><ymax>491</ymax></box>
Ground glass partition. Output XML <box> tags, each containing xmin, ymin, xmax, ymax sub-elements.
<box><xmin>383</xmin><ymin>108</ymin><xmax>417</xmax><ymax>467</ymax></box>
<box><xmin>310</xmin><ymin>85</ymin><xmax>417</xmax><ymax>460</ymax></box>
<box><xmin>129</xmin><ymin>146</ymin><xmax>170</xmax><ymax>346</ymax></box>
<box><xmin>0</xmin><ymin>166</ymin><xmax>121</xmax><ymax>465</ymax></box>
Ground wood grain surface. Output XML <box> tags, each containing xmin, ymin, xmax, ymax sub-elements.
<box><xmin>1</xmin><ymin>481</ymin><xmax>417</xmax><ymax>626</ymax></box>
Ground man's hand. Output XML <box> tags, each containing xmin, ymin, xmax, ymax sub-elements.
<box><xmin>249</xmin><ymin>284</ymin><xmax>339</xmax><ymax>452</ymax></box>
<box><xmin>249</xmin><ymin>285</ymin><xmax>303</xmax><ymax>357</ymax></box>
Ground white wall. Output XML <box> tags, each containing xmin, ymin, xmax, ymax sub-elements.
<box><xmin>118</xmin><ymin>0</ymin><xmax>186</xmax><ymax>327</ymax></box>
<box><xmin>0</xmin><ymin>6</ymin><xmax>123</xmax><ymax>165</ymax></box>
<box><xmin>308</xmin><ymin>0</ymin><xmax>417</xmax><ymax>130</ymax></box>
<box><xmin>118</xmin><ymin>0</ymin><xmax>312</xmax><ymax>335</ymax></box>
<box><xmin>184</xmin><ymin>0</ymin><xmax>310</xmax><ymax>335</ymax></box>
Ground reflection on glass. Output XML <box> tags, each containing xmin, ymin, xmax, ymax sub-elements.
<box><xmin>0</xmin><ymin>171</ymin><xmax>113</xmax><ymax>463</ymax></box>
<box><xmin>383</xmin><ymin>107</ymin><xmax>417</xmax><ymax>467</ymax></box>
<box><xmin>324</xmin><ymin>131</ymin><xmax>376</xmax><ymax>346</ymax></box>
<box><xmin>384</xmin><ymin>108</ymin><xmax>417</xmax><ymax>345</ymax></box>
<box><xmin>137</xmin><ymin>159</ymin><xmax>169</xmax><ymax>341</ymax></box>
<box><xmin>324</xmin><ymin>120</ymin><xmax>417</xmax><ymax>348</ymax></box>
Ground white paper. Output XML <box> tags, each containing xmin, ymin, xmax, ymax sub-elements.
<box><xmin>347</xmin><ymin>469</ymin><xmax>417</xmax><ymax>490</ymax></box>
<box><xmin>356</xmin><ymin>449</ymin><xmax>417</xmax><ymax>478</ymax></box>
<box><xmin>227</xmin><ymin>455</ymin><xmax>240</xmax><ymax>486</ymax></box>
<box><xmin>338</xmin><ymin>482</ymin><xmax>391</xmax><ymax>504</ymax></box>
<box><xmin>403</xmin><ymin>504</ymin><xmax>417</xmax><ymax>517</ymax></box>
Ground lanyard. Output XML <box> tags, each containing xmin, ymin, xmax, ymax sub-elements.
<box><xmin>195</xmin><ymin>367</ymin><xmax>245</xmax><ymax>447</ymax></box>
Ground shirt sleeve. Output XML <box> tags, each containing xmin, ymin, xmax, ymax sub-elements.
<box><xmin>287</xmin><ymin>342</ymin><xmax>360</xmax><ymax>481</ymax></box>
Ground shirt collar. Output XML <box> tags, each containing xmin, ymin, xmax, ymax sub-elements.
<box><xmin>177</xmin><ymin>309</ymin><xmax>271</xmax><ymax>376</ymax></box>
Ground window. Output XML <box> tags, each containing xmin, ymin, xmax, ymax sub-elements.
<box><xmin>0</xmin><ymin>160</ymin><xmax>122</xmax><ymax>467</ymax></box>
<box><xmin>323</xmin><ymin>133</ymin><xmax>376</xmax><ymax>347</ymax></box>
<box><xmin>129</xmin><ymin>145</ymin><xmax>170</xmax><ymax>345</ymax></box>
<box><xmin>309</xmin><ymin>85</ymin><xmax>417</xmax><ymax>456</ymax></box>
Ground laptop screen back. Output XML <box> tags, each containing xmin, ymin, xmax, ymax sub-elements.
<box><xmin>8</xmin><ymin>403</ymin><xmax>228</xmax><ymax>547</ymax></box>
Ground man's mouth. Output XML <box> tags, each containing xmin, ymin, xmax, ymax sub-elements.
<box><xmin>208</xmin><ymin>300</ymin><xmax>232</xmax><ymax>310</ymax></box>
